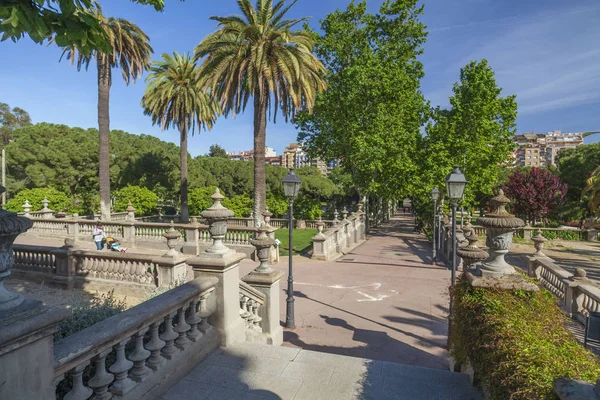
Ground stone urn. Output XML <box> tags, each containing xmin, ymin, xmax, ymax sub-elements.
<box><xmin>342</xmin><ymin>207</ymin><xmax>349</xmax><ymax>221</ymax></box>
<box><xmin>126</xmin><ymin>200</ymin><xmax>136</xmax><ymax>221</ymax></box>
<box><xmin>201</xmin><ymin>189</ymin><xmax>234</xmax><ymax>254</ymax></box>
<box><xmin>316</xmin><ymin>217</ymin><xmax>325</xmax><ymax>236</ymax></box>
<box><xmin>333</xmin><ymin>209</ymin><xmax>340</xmax><ymax>225</ymax></box>
<box><xmin>0</xmin><ymin>187</ymin><xmax>33</xmax><ymax>312</ymax></box>
<box><xmin>531</xmin><ymin>229</ymin><xmax>547</xmax><ymax>257</ymax></box>
<box><xmin>163</xmin><ymin>221</ymin><xmax>181</xmax><ymax>258</ymax></box>
<box><xmin>477</xmin><ymin>189</ymin><xmax>524</xmax><ymax>277</ymax></box>
<box><xmin>457</xmin><ymin>223</ymin><xmax>489</xmax><ymax>270</ymax></box>
<box><xmin>250</xmin><ymin>223</ymin><xmax>276</xmax><ymax>274</ymax></box>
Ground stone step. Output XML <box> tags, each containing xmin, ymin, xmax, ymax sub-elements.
<box><xmin>162</xmin><ymin>342</ymin><xmax>483</xmax><ymax>400</ymax></box>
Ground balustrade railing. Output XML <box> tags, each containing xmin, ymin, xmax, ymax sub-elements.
<box><xmin>13</xmin><ymin>245</ymin><xmax>56</xmax><ymax>274</ymax></box>
<box><xmin>53</xmin><ymin>277</ymin><xmax>217</xmax><ymax>400</ymax></box>
<box><xmin>30</xmin><ymin>219</ymin><xmax>68</xmax><ymax>236</ymax></box>
<box><xmin>73</xmin><ymin>251</ymin><xmax>156</xmax><ymax>285</ymax></box>
<box><xmin>239</xmin><ymin>281</ymin><xmax>264</xmax><ymax>333</ymax></box>
<box><xmin>311</xmin><ymin>214</ymin><xmax>366</xmax><ymax>261</ymax></box>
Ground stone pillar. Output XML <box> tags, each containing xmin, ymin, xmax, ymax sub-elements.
<box><xmin>188</xmin><ymin>189</ymin><xmax>246</xmax><ymax>346</ymax></box>
<box><xmin>126</xmin><ymin>200</ymin><xmax>136</xmax><ymax>221</ymax></box>
<box><xmin>22</xmin><ymin>200</ymin><xmax>31</xmax><ymax>218</ymax></box>
<box><xmin>0</xmin><ymin>186</ymin><xmax>71</xmax><ymax>400</ymax></box>
<box><xmin>40</xmin><ymin>196</ymin><xmax>54</xmax><ymax>219</ymax></box>
<box><xmin>154</xmin><ymin>222</ymin><xmax>187</xmax><ymax>287</ymax></box>
<box><xmin>122</xmin><ymin>220</ymin><xmax>136</xmax><ymax>247</ymax></box>
<box><xmin>51</xmin><ymin>239</ymin><xmax>77</xmax><ymax>289</ymax></box>
<box><xmin>587</xmin><ymin>228</ymin><xmax>598</xmax><ymax>242</ymax></box>
<box><xmin>333</xmin><ymin>209</ymin><xmax>339</xmax><ymax>225</ymax></box>
<box><xmin>66</xmin><ymin>216</ymin><xmax>80</xmax><ymax>241</ymax></box>
<box><xmin>311</xmin><ymin>218</ymin><xmax>327</xmax><ymax>260</ymax></box>
<box><xmin>243</xmin><ymin>223</ymin><xmax>284</xmax><ymax>345</ymax></box>
<box><xmin>182</xmin><ymin>217</ymin><xmax>200</xmax><ymax>255</ymax></box>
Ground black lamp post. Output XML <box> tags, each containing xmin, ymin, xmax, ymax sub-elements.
<box><xmin>446</xmin><ymin>166</ymin><xmax>468</xmax><ymax>286</ymax></box>
<box><xmin>282</xmin><ymin>169</ymin><xmax>301</xmax><ymax>329</ymax></box>
<box><xmin>430</xmin><ymin>187</ymin><xmax>440</xmax><ymax>264</ymax></box>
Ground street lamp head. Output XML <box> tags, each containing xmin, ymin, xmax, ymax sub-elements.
<box><xmin>430</xmin><ymin>187</ymin><xmax>440</xmax><ymax>201</ymax></box>
<box><xmin>282</xmin><ymin>169</ymin><xmax>302</xmax><ymax>199</ymax></box>
<box><xmin>445</xmin><ymin>166</ymin><xmax>468</xmax><ymax>201</ymax></box>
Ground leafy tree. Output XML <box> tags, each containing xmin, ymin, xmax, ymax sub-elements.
<box><xmin>112</xmin><ymin>185</ymin><xmax>158</xmax><ymax>216</ymax></box>
<box><xmin>1</xmin><ymin>0</ymin><xmax>164</xmax><ymax>55</ymax></box>
<box><xmin>141</xmin><ymin>52</ymin><xmax>221</xmax><ymax>223</ymax></box>
<box><xmin>556</xmin><ymin>143</ymin><xmax>600</xmax><ymax>224</ymax></box>
<box><xmin>585</xmin><ymin>165</ymin><xmax>600</xmax><ymax>216</ymax></box>
<box><xmin>208</xmin><ymin>144</ymin><xmax>228</xmax><ymax>158</ymax></box>
<box><xmin>55</xmin><ymin>11</ymin><xmax>153</xmax><ymax>220</ymax></box>
<box><xmin>266</xmin><ymin>193</ymin><xmax>288</xmax><ymax>217</ymax></box>
<box><xmin>297</xmin><ymin>0</ymin><xmax>427</xmax><ymax>203</ymax></box>
<box><xmin>420</xmin><ymin>59</ymin><xmax>517</xmax><ymax>209</ymax></box>
<box><xmin>5</xmin><ymin>188</ymin><xmax>72</xmax><ymax>213</ymax></box>
<box><xmin>195</xmin><ymin>0</ymin><xmax>327</xmax><ymax>225</ymax></box>
<box><xmin>188</xmin><ymin>186</ymin><xmax>218</xmax><ymax>216</ymax></box>
<box><xmin>0</xmin><ymin>102</ymin><xmax>31</xmax><ymax>145</ymax></box>
<box><xmin>293</xmin><ymin>195</ymin><xmax>322</xmax><ymax>220</ymax></box>
<box><xmin>503</xmin><ymin>168</ymin><xmax>567</xmax><ymax>224</ymax></box>
<box><xmin>223</xmin><ymin>194</ymin><xmax>253</xmax><ymax>217</ymax></box>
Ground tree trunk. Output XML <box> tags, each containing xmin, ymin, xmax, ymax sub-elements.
<box><xmin>180</xmin><ymin>123</ymin><xmax>189</xmax><ymax>223</ymax></box>
<box><xmin>253</xmin><ymin>90</ymin><xmax>267</xmax><ymax>227</ymax></box>
<box><xmin>97</xmin><ymin>56</ymin><xmax>111</xmax><ymax>221</ymax></box>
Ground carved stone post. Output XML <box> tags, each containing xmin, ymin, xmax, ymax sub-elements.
<box><xmin>126</xmin><ymin>200</ymin><xmax>136</xmax><ymax>221</ymax></box>
<box><xmin>531</xmin><ymin>229</ymin><xmax>547</xmax><ymax>257</ymax></box>
<box><xmin>188</xmin><ymin>189</ymin><xmax>246</xmax><ymax>346</ymax></box>
<box><xmin>153</xmin><ymin>221</ymin><xmax>187</xmax><ymax>287</ymax></box>
<box><xmin>22</xmin><ymin>200</ymin><xmax>31</xmax><ymax>217</ymax></box>
<box><xmin>311</xmin><ymin>218</ymin><xmax>327</xmax><ymax>260</ymax></box>
<box><xmin>0</xmin><ymin>187</ymin><xmax>70</xmax><ymax>400</ymax></box>
<box><xmin>333</xmin><ymin>209</ymin><xmax>339</xmax><ymax>225</ymax></box>
<box><xmin>182</xmin><ymin>217</ymin><xmax>201</xmax><ymax>255</ymax></box>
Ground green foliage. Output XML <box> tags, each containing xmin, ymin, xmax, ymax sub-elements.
<box><xmin>266</xmin><ymin>193</ymin><xmax>288</xmax><ymax>217</ymax></box>
<box><xmin>420</xmin><ymin>59</ymin><xmax>517</xmax><ymax>210</ymax></box>
<box><xmin>54</xmin><ymin>291</ymin><xmax>127</xmax><ymax>342</ymax></box>
<box><xmin>0</xmin><ymin>101</ymin><xmax>31</xmax><ymax>145</ymax></box>
<box><xmin>113</xmin><ymin>185</ymin><xmax>158</xmax><ymax>216</ymax></box>
<box><xmin>208</xmin><ymin>144</ymin><xmax>228</xmax><ymax>158</ymax></box>
<box><xmin>539</xmin><ymin>229</ymin><xmax>583</xmax><ymax>241</ymax></box>
<box><xmin>275</xmin><ymin>228</ymin><xmax>318</xmax><ymax>256</ymax></box>
<box><xmin>450</xmin><ymin>276</ymin><xmax>600</xmax><ymax>400</ymax></box>
<box><xmin>297</xmin><ymin>0</ymin><xmax>428</xmax><ymax>199</ymax></box>
<box><xmin>5</xmin><ymin>188</ymin><xmax>72</xmax><ymax>213</ymax></box>
<box><xmin>188</xmin><ymin>186</ymin><xmax>218</xmax><ymax>216</ymax></box>
<box><xmin>222</xmin><ymin>194</ymin><xmax>253</xmax><ymax>218</ymax></box>
<box><xmin>293</xmin><ymin>195</ymin><xmax>322</xmax><ymax>220</ymax></box>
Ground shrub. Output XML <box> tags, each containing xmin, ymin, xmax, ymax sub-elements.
<box><xmin>266</xmin><ymin>193</ymin><xmax>288</xmax><ymax>217</ymax></box>
<box><xmin>540</xmin><ymin>230</ymin><xmax>582</xmax><ymax>241</ymax></box>
<box><xmin>112</xmin><ymin>185</ymin><xmax>159</xmax><ymax>216</ymax></box>
<box><xmin>54</xmin><ymin>291</ymin><xmax>127</xmax><ymax>342</ymax></box>
<box><xmin>450</xmin><ymin>275</ymin><xmax>600</xmax><ymax>400</ymax></box>
<box><xmin>188</xmin><ymin>186</ymin><xmax>218</xmax><ymax>216</ymax></box>
<box><xmin>5</xmin><ymin>187</ymin><xmax>72</xmax><ymax>213</ymax></box>
<box><xmin>223</xmin><ymin>194</ymin><xmax>253</xmax><ymax>217</ymax></box>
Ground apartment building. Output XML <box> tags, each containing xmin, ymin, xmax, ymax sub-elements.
<box><xmin>513</xmin><ymin>130</ymin><xmax>583</xmax><ymax>167</ymax></box>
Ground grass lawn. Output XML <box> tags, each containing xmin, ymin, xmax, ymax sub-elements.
<box><xmin>275</xmin><ymin>228</ymin><xmax>318</xmax><ymax>256</ymax></box>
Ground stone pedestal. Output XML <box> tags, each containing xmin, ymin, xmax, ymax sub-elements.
<box><xmin>182</xmin><ymin>218</ymin><xmax>200</xmax><ymax>255</ymax></box>
<box><xmin>242</xmin><ymin>271</ymin><xmax>284</xmax><ymax>345</ymax></box>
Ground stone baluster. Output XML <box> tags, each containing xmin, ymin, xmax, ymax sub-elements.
<box><xmin>64</xmin><ymin>361</ymin><xmax>93</xmax><ymax>400</ymax></box>
<box><xmin>145</xmin><ymin>321</ymin><xmax>166</xmax><ymax>370</ymax></box>
<box><xmin>246</xmin><ymin>299</ymin><xmax>256</xmax><ymax>327</ymax></box>
<box><xmin>174</xmin><ymin>304</ymin><xmax>191</xmax><ymax>349</ymax></box>
<box><xmin>128</xmin><ymin>328</ymin><xmax>151</xmax><ymax>382</ymax></box>
<box><xmin>186</xmin><ymin>298</ymin><xmax>203</xmax><ymax>342</ymax></box>
<box><xmin>109</xmin><ymin>339</ymin><xmax>135</xmax><ymax>396</ymax></box>
<box><xmin>87</xmin><ymin>349</ymin><xmax>114</xmax><ymax>400</ymax></box>
<box><xmin>251</xmin><ymin>301</ymin><xmax>262</xmax><ymax>330</ymax></box>
<box><xmin>160</xmin><ymin>313</ymin><xmax>179</xmax><ymax>359</ymax></box>
<box><xmin>240</xmin><ymin>294</ymin><xmax>251</xmax><ymax>326</ymax></box>
<box><xmin>198</xmin><ymin>293</ymin><xmax>212</xmax><ymax>333</ymax></box>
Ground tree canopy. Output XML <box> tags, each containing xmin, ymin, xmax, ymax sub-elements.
<box><xmin>208</xmin><ymin>144</ymin><xmax>228</xmax><ymax>158</ymax></box>
<box><xmin>0</xmin><ymin>102</ymin><xmax>31</xmax><ymax>145</ymax></box>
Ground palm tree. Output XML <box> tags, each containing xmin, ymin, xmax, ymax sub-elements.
<box><xmin>56</xmin><ymin>10</ymin><xmax>153</xmax><ymax>220</ymax></box>
<box><xmin>195</xmin><ymin>0</ymin><xmax>326</xmax><ymax>224</ymax></box>
<box><xmin>141</xmin><ymin>52</ymin><xmax>221</xmax><ymax>222</ymax></box>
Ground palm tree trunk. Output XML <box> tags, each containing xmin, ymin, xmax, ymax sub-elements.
<box><xmin>97</xmin><ymin>56</ymin><xmax>112</xmax><ymax>221</ymax></box>
<box><xmin>253</xmin><ymin>90</ymin><xmax>267</xmax><ymax>226</ymax></box>
<box><xmin>180</xmin><ymin>123</ymin><xmax>189</xmax><ymax>223</ymax></box>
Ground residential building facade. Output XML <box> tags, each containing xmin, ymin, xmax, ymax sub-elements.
<box><xmin>513</xmin><ymin>130</ymin><xmax>583</xmax><ymax>167</ymax></box>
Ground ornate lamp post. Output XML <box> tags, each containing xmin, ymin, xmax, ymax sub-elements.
<box><xmin>446</xmin><ymin>166</ymin><xmax>468</xmax><ymax>286</ymax></box>
<box><xmin>282</xmin><ymin>169</ymin><xmax>301</xmax><ymax>329</ymax></box>
<box><xmin>430</xmin><ymin>187</ymin><xmax>440</xmax><ymax>264</ymax></box>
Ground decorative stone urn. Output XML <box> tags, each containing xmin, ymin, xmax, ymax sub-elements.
<box><xmin>357</xmin><ymin>202</ymin><xmax>364</xmax><ymax>214</ymax></box>
<box><xmin>250</xmin><ymin>223</ymin><xmax>275</xmax><ymax>274</ymax></box>
<box><xmin>22</xmin><ymin>199</ymin><xmax>31</xmax><ymax>217</ymax></box>
<box><xmin>333</xmin><ymin>209</ymin><xmax>339</xmax><ymax>225</ymax></box>
<box><xmin>457</xmin><ymin>223</ymin><xmax>489</xmax><ymax>269</ymax></box>
<box><xmin>163</xmin><ymin>221</ymin><xmax>181</xmax><ymax>258</ymax></box>
<box><xmin>0</xmin><ymin>187</ymin><xmax>33</xmax><ymax>312</ymax></box>
<box><xmin>316</xmin><ymin>217</ymin><xmax>325</xmax><ymax>236</ymax></box>
<box><xmin>342</xmin><ymin>207</ymin><xmax>348</xmax><ymax>221</ymax></box>
<box><xmin>477</xmin><ymin>190</ymin><xmax>524</xmax><ymax>277</ymax></box>
<box><xmin>126</xmin><ymin>200</ymin><xmax>136</xmax><ymax>221</ymax></box>
<box><xmin>531</xmin><ymin>229</ymin><xmax>547</xmax><ymax>257</ymax></box>
<box><xmin>201</xmin><ymin>189</ymin><xmax>234</xmax><ymax>255</ymax></box>
<box><xmin>262</xmin><ymin>208</ymin><xmax>272</xmax><ymax>227</ymax></box>
<box><xmin>41</xmin><ymin>197</ymin><xmax>50</xmax><ymax>211</ymax></box>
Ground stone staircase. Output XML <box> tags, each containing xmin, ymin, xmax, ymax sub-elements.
<box><xmin>161</xmin><ymin>342</ymin><xmax>482</xmax><ymax>400</ymax></box>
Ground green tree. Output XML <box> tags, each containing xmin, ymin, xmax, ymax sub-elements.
<box><xmin>296</xmin><ymin>0</ymin><xmax>428</xmax><ymax>205</ymax></box>
<box><xmin>223</xmin><ymin>194</ymin><xmax>253</xmax><ymax>217</ymax></box>
<box><xmin>1</xmin><ymin>0</ymin><xmax>164</xmax><ymax>55</ymax></box>
<box><xmin>420</xmin><ymin>59</ymin><xmax>517</xmax><ymax>209</ymax></box>
<box><xmin>55</xmin><ymin>11</ymin><xmax>153</xmax><ymax>220</ymax></box>
<box><xmin>188</xmin><ymin>186</ymin><xmax>218</xmax><ymax>216</ymax></box>
<box><xmin>585</xmin><ymin>166</ymin><xmax>600</xmax><ymax>216</ymax></box>
<box><xmin>5</xmin><ymin>188</ymin><xmax>72</xmax><ymax>213</ymax></box>
<box><xmin>208</xmin><ymin>144</ymin><xmax>228</xmax><ymax>158</ymax></box>
<box><xmin>0</xmin><ymin>102</ymin><xmax>31</xmax><ymax>145</ymax></box>
<box><xmin>195</xmin><ymin>0</ymin><xmax>327</xmax><ymax>225</ymax></box>
<box><xmin>141</xmin><ymin>52</ymin><xmax>221</xmax><ymax>222</ymax></box>
<box><xmin>113</xmin><ymin>185</ymin><xmax>158</xmax><ymax>216</ymax></box>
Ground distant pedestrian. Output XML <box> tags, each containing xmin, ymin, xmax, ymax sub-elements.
<box><xmin>93</xmin><ymin>222</ymin><xmax>105</xmax><ymax>251</ymax></box>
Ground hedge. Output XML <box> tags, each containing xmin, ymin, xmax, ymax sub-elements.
<box><xmin>450</xmin><ymin>275</ymin><xmax>600</xmax><ymax>399</ymax></box>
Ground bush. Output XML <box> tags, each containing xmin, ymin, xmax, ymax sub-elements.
<box><xmin>188</xmin><ymin>186</ymin><xmax>218</xmax><ymax>216</ymax></box>
<box><xmin>540</xmin><ymin>230</ymin><xmax>582</xmax><ymax>241</ymax></box>
<box><xmin>266</xmin><ymin>193</ymin><xmax>288</xmax><ymax>217</ymax></box>
<box><xmin>5</xmin><ymin>187</ymin><xmax>72</xmax><ymax>213</ymax></box>
<box><xmin>450</xmin><ymin>276</ymin><xmax>600</xmax><ymax>400</ymax></box>
<box><xmin>223</xmin><ymin>194</ymin><xmax>253</xmax><ymax>217</ymax></box>
<box><xmin>113</xmin><ymin>185</ymin><xmax>159</xmax><ymax>216</ymax></box>
<box><xmin>54</xmin><ymin>291</ymin><xmax>127</xmax><ymax>342</ymax></box>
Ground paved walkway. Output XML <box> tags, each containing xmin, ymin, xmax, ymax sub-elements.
<box><xmin>162</xmin><ymin>342</ymin><xmax>481</xmax><ymax>400</ymax></box>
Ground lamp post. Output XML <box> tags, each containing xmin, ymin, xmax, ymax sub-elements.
<box><xmin>282</xmin><ymin>169</ymin><xmax>301</xmax><ymax>329</ymax></box>
<box><xmin>446</xmin><ymin>166</ymin><xmax>468</xmax><ymax>286</ymax></box>
<box><xmin>430</xmin><ymin>187</ymin><xmax>440</xmax><ymax>264</ymax></box>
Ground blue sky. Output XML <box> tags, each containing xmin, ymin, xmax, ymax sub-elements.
<box><xmin>1</xmin><ymin>0</ymin><xmax>599</xmax><ymax>156</ymax></box>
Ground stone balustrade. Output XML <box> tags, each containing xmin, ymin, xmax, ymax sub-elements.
<box><xmin>53</xmin><ymin>276</ymin><xmax>218</xmax><ymax>400</ymax></box>
<box><xmin>239</xmin><ymin>281</ymin><xmax>265</xmax><ymax>340</ymax></box>
<box><xmin>312</xmin><ymin>213</ymin><xmax>366</xmax><ymax>261</ymax></box>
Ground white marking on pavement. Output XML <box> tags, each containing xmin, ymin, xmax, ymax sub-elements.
<box><xmin>294</xmin><ymin>282</ymin><xmax>394</xmax><ymax>302</ymax></box>
<box><xmin>356</xmin><ymin>291</ymin><xmax>390</xmax><ymax>302</ymax></box>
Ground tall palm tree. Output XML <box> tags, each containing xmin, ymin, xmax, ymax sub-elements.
<box><xmin>56</xmin><ymin>11</ymin><xmax>153</xmax><ymax>220</ymax></box>
<box><xmin>141</xmin><ymin>52</ymin><xmax>221</xmax><ymax>222</ymax></box>
<box><xmin>195</xmin><ymin>0</ymin><xmax>326</xmax><ymax>224</ymax></box>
